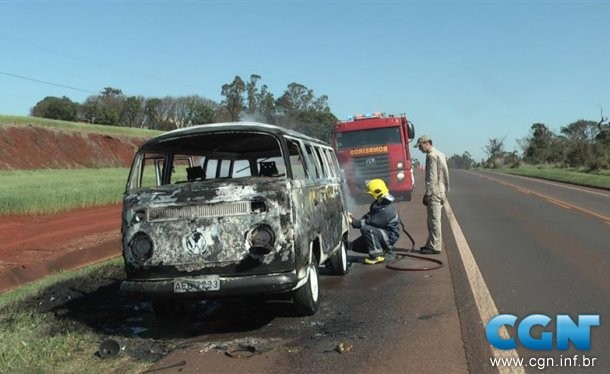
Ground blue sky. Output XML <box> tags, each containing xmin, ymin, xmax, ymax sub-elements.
<box><xmin>1</xmin><ymin>0</ymin><xmax>609</xmax><ymax>161</ymax></box>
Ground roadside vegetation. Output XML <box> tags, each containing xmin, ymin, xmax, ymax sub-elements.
<box><xmin>0</xmin><ymin>114</ymin><xmax>160</xmax><ymax>138</ymax></box>
<box><xmin>447</xmin><ymin>116</ymin><xmax>610</xmax><ymax>190</ymax></box>
<box><xmin>0</xmin><ymin>168</ymin><xmax>129</xmax><ymax>215</ymax></box>
<box><xmin>0</xmin><ymin>259</ymin><xmax>154</xmax><ymax>373</ymax></box>
<box><xmin>24</xmin><ymin>74</ymin><xmax>337</xmax><ymax>142</ymax></box>
<box><xmin>495</xmin><ymin>165</ymin><xmax>610</xmax><ymax>190</ymax></box>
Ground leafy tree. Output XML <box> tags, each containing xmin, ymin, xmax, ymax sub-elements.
<box><xmin>483</xmin><ymin>137</ymin><xmax>506</xmax><ymax>168</ymax></box>
<box><xmin>294</xmin><ymin>110</ymin><xmax>338</xmax><ymax>142</ymax></box>
<box><xmin>560</xmin><ymin>120</ymin><xmax>598</xmax><ymax>142</ymax></box>
<box><xmin>257</xmin><ymin>84</ymin><xmax>276</xmax><ymax>123</ymax></box>
<box><xmin>246</xmin><ymin>74</ymin><xmax>261</xmax><ymax>115</ymax></box>
<box><xmin>31</xmin><ymin>96</ymin><xmax>78</xmax><ymax>121</ymax></box>
<box><xmin>79</xmin><ymin>97</ymin><xmax>101</xmax><ymax>124</ymax></box>
<box><xmin>521</xmin><ymin>123</ymin><xmax>555</xmax><ymax>164</ymax></box>
<box><xmin>276</xmin><ymin>82</ymin><xmax>314</xmax><ymax>116</ymax></box>
<box><xmin>447</xmin><ymin>152</ymin><xmax>475</xmax><ymax>169</ymax></box>
<box><xmin>143</xmin><ymin>98</ymin><xmax>162</xmax><ymax>129</ymax></box>
<box><xmin>560</xmin><ymin>120</ymin><xmax>600</xmax><ymax>168</ymax></box>
<box><xmin>79</xmin><ymin>87</ymin><xmax>124</xmax><ymax>125</ymax></box>
<box><xmin>221</xmin><ymin>75</ymin><xmax>246</xmax><ymax>121</ymax></box>
<box><xmin>99</xmin><ymin>87</ymin><xmax>125</xmax><ymax>125</ymax></box>
<box><xmin>173</xmin><ymin>95</ymin><xmax>215</xmax><ymax>127</ymax></box>
<box><xmin>120</xmin><ymin>96</ymin><xmax>145</xmax><ymax>127</ymax></box>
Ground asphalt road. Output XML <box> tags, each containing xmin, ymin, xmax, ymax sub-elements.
<box><xmin>146</xmin><ymin>181</ymin><xmax>469</xmax><ymax>374</ymax></box>
<box><xmin>144</xmin><ymin>169</ymin><xmax>609</xmax><ymax>373</ymax></box>
<box><xmin>447</xmin><ymin>170</ymin><xmax>609</xmax><ymax>373</ymax></box>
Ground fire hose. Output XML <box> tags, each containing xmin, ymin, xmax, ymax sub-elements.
<box><xmin>385</xmin><ymin>216</ymin><xmax>444</xmax><ymax>271</ymax></box>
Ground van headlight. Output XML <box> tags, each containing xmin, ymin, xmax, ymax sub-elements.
<box><xmin>129</xmin><ymin>233</ymin><xmax>153</xmax><ymax>263</ymax></box>
<box><xmin>249</xmin><ymin>224</ymin><xmax>275</xmax><ymax>255</ymax></box>
<box><xmin>131</xmin><ymin>209</ymin><xmax>146</xmax><ymax>224</ymax></box>
<box><xmin>396</xmin><ymin>171</ymin><xmax>405</xmax><ymax>181</ymax></box>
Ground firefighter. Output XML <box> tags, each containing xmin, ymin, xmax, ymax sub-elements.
<box><xmin>415</xmin><ymin>135</ymin><xmax>450</xmax><ymax>254</ymax></box>
<box><xmin>348</xmin><ymin>179</ymin><xmax>400</xmax><ymax>265</ymax></box>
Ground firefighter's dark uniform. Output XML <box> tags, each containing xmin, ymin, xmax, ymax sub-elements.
<box><xmin>350</xmin><ymin>194</ymin><xmax>400</xmax><ymax>261</ymax></box>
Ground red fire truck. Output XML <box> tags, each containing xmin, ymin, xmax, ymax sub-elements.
<box><xmin>332</xmin><ymin>112</ymin><xmax>416</xmax><ymax>201</ymax></box>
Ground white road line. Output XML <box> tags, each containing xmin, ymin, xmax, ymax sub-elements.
<box><xmin>445</xmin><ymin>200</ymin><xmax>524</xmax><ymax>374</ymax></box>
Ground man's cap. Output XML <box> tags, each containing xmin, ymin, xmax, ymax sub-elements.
<box><xmin>414</xmin><ymin>135</ymin><xmax>431</xmax><ymax>148</ymax></box>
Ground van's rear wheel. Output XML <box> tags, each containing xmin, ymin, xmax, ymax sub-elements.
<box><xmin>328</xmin><ymin>239</ymin><xmax>350</xmax><ymax>275</ymax></box>
<box><xmin>293</xmin><ymin>264</ymin><xmax>320</xmax><ymax>316</ymax></box>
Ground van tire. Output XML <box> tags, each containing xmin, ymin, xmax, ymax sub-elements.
<box><xmin>328</xmin><ymin>239</ymin><xmax>350</xmax><ymax>275</ymax></box>
<box><xmin>293</xmin><ymin>264</ymin><xmax>320</xmax><ymax>316</ymax></box>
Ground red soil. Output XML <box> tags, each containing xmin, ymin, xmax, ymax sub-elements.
<box><xmin>0</xmin><ymin>124</ymin><xmax>144</xmax><ymax>170</ymax></box>
<box><xmin>0</xmin><ymin>124</ymin><xmax>147</xmax><ymax>292</ymax></box>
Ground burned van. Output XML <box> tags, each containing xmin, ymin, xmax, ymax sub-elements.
<box><xmin>120</xmin><ymin>122</ymin><xmax>350</xmax><ymax>317</ymax></box>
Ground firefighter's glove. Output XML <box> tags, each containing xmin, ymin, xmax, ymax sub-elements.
<box><xmin>422</xmin><ymin>195</ymin><xmax>431</xmax><ymax>206</ymax></box>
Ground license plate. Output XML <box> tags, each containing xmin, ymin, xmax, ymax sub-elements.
<box><xmin>174</xmin><ymin>276</ymin><xmax>220</xmax><ymax>293</ymax></box>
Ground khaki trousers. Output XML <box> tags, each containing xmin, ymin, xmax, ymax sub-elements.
<box><xmin>426</xmin><ymin>199</ymin><xmax>443</xmax><ymax>251</ymax></box>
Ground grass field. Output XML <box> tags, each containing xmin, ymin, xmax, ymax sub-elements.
<box><xmin>0</xmin><ymin>168</ymin><xmax>130</xmax><ymax>215</ymax></box>
<box><xmin>0</xmin><ymin>258</ymin><xmax>152</xmax><ymax>374</ymax></box>
<box><xmin>0</xmin><ymin>114</ymin><xmax>161</xmax><ymax>138</ymax></box>
<box><xmin>497</xmin><ymin>165</ymin><xmax>610</xmax><ymax>190</ymax></box>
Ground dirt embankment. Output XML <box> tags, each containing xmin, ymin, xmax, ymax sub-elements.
<box><xmin>0</xmin><ymin>123</ymin><xmax>149</xmax><ymax>292</ymax></box>
<box><xmin>0</xmin><ymin>124</ymin><xmax>145</xmax><ymax>170</ymax></box>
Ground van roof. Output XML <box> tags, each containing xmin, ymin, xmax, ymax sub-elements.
<box><xmin>142</xmin><ymin>122</ymin><xmax>329</xmax><ymax>148</ymax></box>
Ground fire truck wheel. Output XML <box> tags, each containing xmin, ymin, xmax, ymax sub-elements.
<box><xmin>403</xmin><ymin>191</ymin><xmax>413</xmax><ymax>201</ymax></box>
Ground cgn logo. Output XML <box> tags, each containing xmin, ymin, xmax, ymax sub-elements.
<box><xmin>486</xmin><ymin>314</ymin><xmax>600</xmax><ymax>350</ymax></box>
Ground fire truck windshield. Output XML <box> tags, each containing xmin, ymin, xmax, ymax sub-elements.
<box><xmin>335</xmin><ymin>127</ymin><xmax>402</xmax><ymax>150</ymax></box>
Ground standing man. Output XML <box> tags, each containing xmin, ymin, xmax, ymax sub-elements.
<box><xmin>415</xmin><ymin>135</ymin><xmax>450</xmax><ymax>254</ymax></box>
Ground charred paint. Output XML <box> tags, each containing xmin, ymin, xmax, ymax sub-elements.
<box><xmin>123</xmin><ymin>180</ymin><xmax>293</xmax><ymax>274</ymax></box>
<box><xmin>120</xmin><ymin>122</ymin><xmax>349</xmax><ymax>301</ymax></box>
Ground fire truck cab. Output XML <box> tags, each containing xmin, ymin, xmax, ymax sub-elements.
<box><xmin>333</xmin><ymin>112</ymin><xmax>415</xmax><ymax>201</ymax></box>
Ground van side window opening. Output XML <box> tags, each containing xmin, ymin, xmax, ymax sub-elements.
<box><xmin>328</xmin><ymin>150</ymin><xmax>342</xmax><ymax>177</ymax></box>
<box><xmin>256</xmin><ymin>156</ymin><xmax>286</xmax><ymax>177</ymax></box>
<box><xmin>232</xmin><ymin>160</ymin><xmax>252</xmax><ymax>177</ymax></box>
<box><xmin>313</xmin><ymin>146</ymin><xmax>329</xmax><ymax>179</ymax></box>
<box><xmin>169</xmin><ymin>156</ymin><xmax>195</xmax><ymax>183</ymax></box>
<box><xmin>286</xmin><ymin>138</ymin><xmax>308</xmax><ymax>180</ymax></box>
<box><xmin>136</xmin><ymin>153</ymin><xmax>166</xmax><ymax>188</ymax></box>
<box><xmin>303</xmin><ymin>143</ymin><xmax>321</xmax><ymax>179</ymax></box>
<box><xmin>204</xmin><ymin>159</ymin><xmax>219</xmax><ymax>179</ymax></box>
<box><xmin>321</xmin><ymin>148</ymin><xmax>337</xmax><ymax>178</ymax></box>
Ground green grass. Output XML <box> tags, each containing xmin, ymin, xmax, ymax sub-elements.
<box><xmin>0</xmin><ymin>168</ymin><xmax>130</xmax><ymax>215</ymax></box>
<box><xmin>496</xmin><ymin>166</ymin><xmax>610</xmax><ymax>189</ymax></box>
<box><xmin>0</xmin><ymin>114</ymin><xmax>161</xmax><ymax>138</ymax></box>
<box><xmin>0</xmin><ymin>258</ymin><xmax>150</xmax><ymax>373</ymax></box>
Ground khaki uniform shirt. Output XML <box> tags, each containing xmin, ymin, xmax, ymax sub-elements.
<box><xmin>425</xmin><ymin>147</ymin><xmax>450</xmax><ymax>199</ymax></box>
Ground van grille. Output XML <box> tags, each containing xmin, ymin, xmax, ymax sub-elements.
<box><xmin>148</xmin><ymin>201</ymin><xmax>251</xmax><ymax>221</ymax></box>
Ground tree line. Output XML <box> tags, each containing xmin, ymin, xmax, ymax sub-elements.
<box><xmin>32</xmin><ymin>77</ymin><xmax>609</xmax><ymax>171</ymax></box>
<box><xmin>30</xmin><ymin>74</ymin><xmax>337</xmax><ymax>142</ymax></box>
<box><xmin>447</xmin><ymin>117</ymin><xmax>610</xmax><ymax>171</ymax></box>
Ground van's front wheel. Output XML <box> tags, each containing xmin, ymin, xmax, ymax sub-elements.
<box><xmin>293</xmin><ymin>264</ymin><xmax>320</xmax><ymax>316</ymax></box>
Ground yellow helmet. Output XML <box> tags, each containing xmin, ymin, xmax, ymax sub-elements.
<box><xmin>366</xmin><ymin>179</ymin><xmax>389</xmax><ymax>200</ymax></box>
